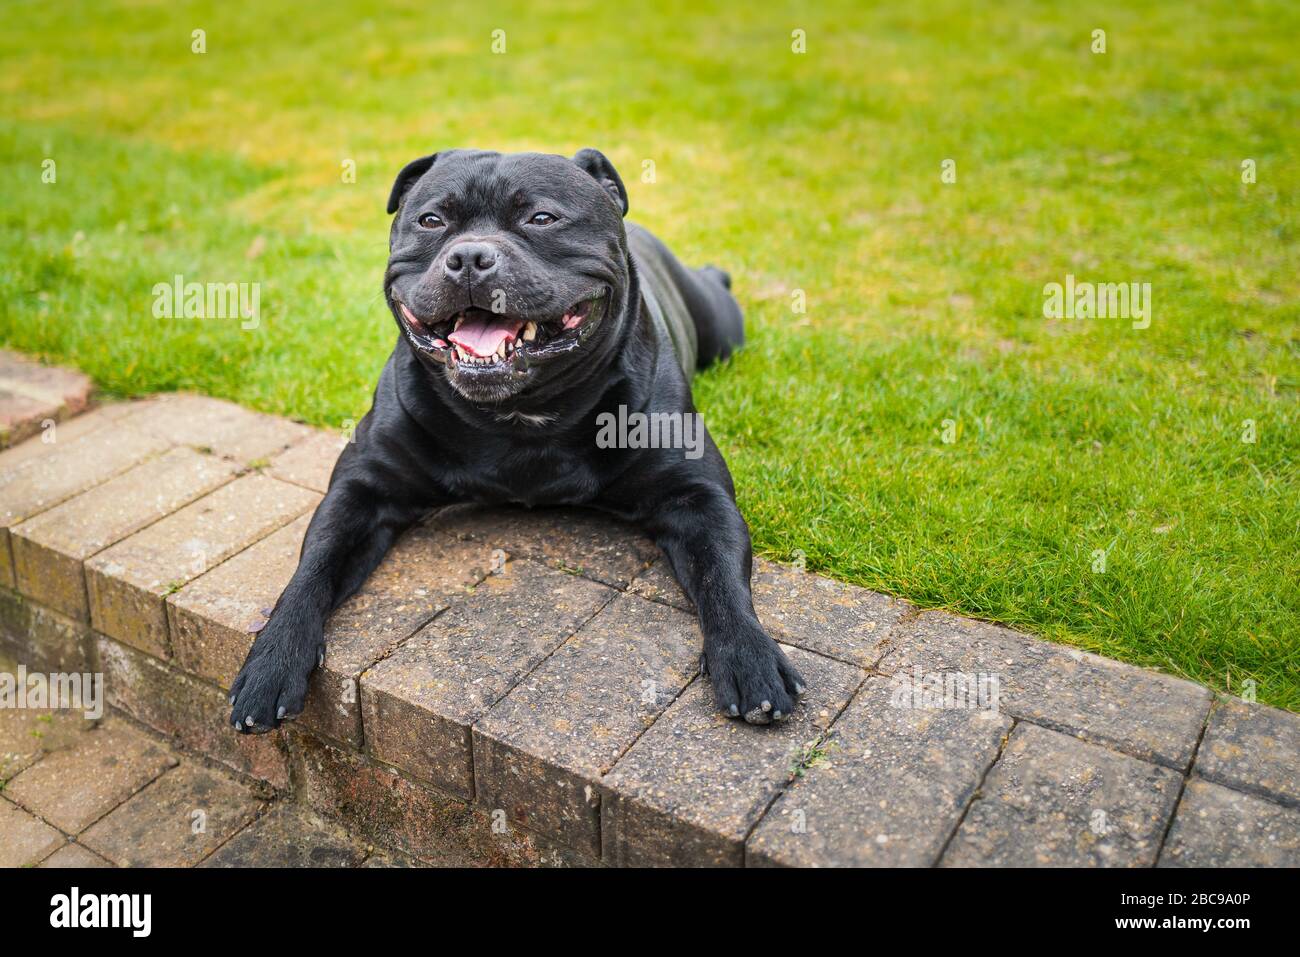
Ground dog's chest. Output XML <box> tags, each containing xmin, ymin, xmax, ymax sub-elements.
<box><xmin>447</xmin><ymin>438</ymin><xmax>602</xmax><ymax>507</ymax></box>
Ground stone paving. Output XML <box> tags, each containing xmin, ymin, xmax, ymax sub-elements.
<box><xmin>0</xmin><ymin>362</ymin><xmax>1296</xmax><ymax>867</ymax></box>
<box><xmin>0</xmin><ymin>661</ymin><xmax>416</xmax><ymax>868</ymax></box>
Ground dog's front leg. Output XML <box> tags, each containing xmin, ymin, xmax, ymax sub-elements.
<box><xmin>228</xmin><ymin>476</ymin><xmax>426</xmax><ymax>733</ymax></box>
<box><xmin>641</xmin><ymin>484</ymin><xmax>806</xmax><ymax>724</ymax></box>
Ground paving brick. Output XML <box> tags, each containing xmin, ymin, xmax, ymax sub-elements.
<box><xmin>747</xmin><ymin>676</ymin><xmax>1012</xmax><ymax>867</ymax></box>
<box><xmin>881</xmin><ymin>610</ymin><xmax>1211</xmax><ymax>770</ymax></box>
<box><xmin>941</xmin><ymin>722</ymin><xmax>1181</xmax><ymax>867</ymax></box>
<box><xmin>291</xmin><ymin>729</ymin><xmax>587</xmax><ymax>867</ymax></box>
<box><xmin>4</xmin><ymin>716</ymin><xmax>176</xmax><ymax>833</ymax></box>
<box><xmin>0</xmin><ymin>402</ymin><xmax>135</xmax><ymax>476</ymax></box>
<box><xmin>168</xmin><ymin>513</ymin><xmax>311</xmax><ymax>688</ymax></box>
<box><xmin>98</xmin><ymin>636</ymin><xmax>290</xmax><ymax>788</ymax></box>
<box><xmin>363</xmin><ymin>846</ymin><xmax>427</xmax><ymax>867</ymax></box>
<box><xmin>0</xmin><ymin>796</ymin><xmax>64</xmax><ymax>866</ymax></box>
<box><xmin>0</xmin><ymin>351</ymin><xmax>92</xmax><ymax>405</ymax></box>
<box><xmin>300</xmin><ymin>523</ymin><xmax>497</xmax><ymax>747</ymax></box>
<box><xmin>434</xmin><ymin>503</ymin><xmax>659</xmax><ymax>589</ymax></box>
<box><xmin>1195</xmin><ymin>696</ymin><xmax>1300</xmax><ymax>808</ymax></box>
<box><xmin>626</xmin><ymin>558</ymin><xmax>693</xmax><ymax>611</ymax></box>
<box><xmin>117</xmin><ymin>392</ymin><xmax>312</xmax><ymax>464</ymax></box>
<box><xmin>0</xmin><ymin>587</ymin><xmax>95</xmax><ymax>673</ymax></box>
<box><xmin>362</xmin><ymin>559</ymin><xmax>614</xmax><ymax>797</ymax></box>
<box><xmin>1159</xmin><ymin>778</ymin><xmax>1300</xmax><ymax>867</ymax></box>
<box><xmin>473</xmin><ymin>594</ymin><xmax>701</xmax><ymax>856</ymax></box>
<box><xmin>0</xmin><ymin>350</ymin><xmax>92</xmax><ymax>448</ymax></box>
<box><xmin>0</xmin><ymin>424</ymin><xmax>170</xmax><ymax>587</ymax></box>
<box><xmin>268</xmin><ymin>428</ymin><xmax>348</xmax><ymax>493</ymax></box>
<box><xmin>200</xmin><ymin>804</ymin><xmax>366</xmax><ymax>867</ymax></box>
<box><xmin>751</xmin><ymin>558</ymin><xmax>907</xmax><ymax>667</ymax></box>
<box><xmin>80</xmin><ymin>763</ymin><xmax>261</xmax><ymax>866</ymax></box>
<box><xmin>11</xmin><ymin>447</ymin><xmax>236</xmax><ymax>620</ymax></box>
<box><xmin>0</xmin><ymin>648</ymin><xmax>98</xmax><ymax>783</ymax></box>
<box><xmin>602</xmin><ymin>645</ymin><xmax>862</xmax><ymax>866</ymax></box>
<box><xmin>86</xmin><ymin>474</ymin><xmax>319</xmax><ymax>658</ymax></box>
<box><xmin>0</xmin><ymin>388</ymin><xmax>62</xmax><ymax>448</ymax></box>
<box><xmin>39</xmin><ymin>842</ymin><xmax>114</xmax><ymax>868</ymax></box>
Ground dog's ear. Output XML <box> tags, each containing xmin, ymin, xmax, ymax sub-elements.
<box><xmin>386</xmin><ymin>153</ymin><xmax>439</xmax><ymax>215</ymax></box>
<box><xmin>572</xmin><ymin>148</ymin><xmax>628</xmax><ymax>216</ymax></box>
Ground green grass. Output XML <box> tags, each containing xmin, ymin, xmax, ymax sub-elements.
<box><xmin>2</xmin><ymin>0</ymin><xmax>1297</xmax><ymax>708</ymax></box>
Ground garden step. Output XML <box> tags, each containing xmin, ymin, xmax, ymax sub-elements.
<box><xmin>0</xmin><ymin>350</ymin><xmax>93</xmax><ymax>449</ymax></box>
<box><xmin>1</xmin><ymin>391</ymin><xmax>1297</xmax><ymax>867</ymax></box>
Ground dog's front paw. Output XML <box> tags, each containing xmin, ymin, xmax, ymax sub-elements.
<box><xmin>228</xmin><ymin>633</ymin><xmax>320</xmax><ymax>734</ymax></box>
<box><xmin>703</xmin><ymin>625</ymin><xmax>806</xmax><ymax>725</ymax></box>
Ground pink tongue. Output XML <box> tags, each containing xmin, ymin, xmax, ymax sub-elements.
<box><xmin>448</xmin><ymin>315</ymin><xmax>525</xmax><ymax>357</ymax></box>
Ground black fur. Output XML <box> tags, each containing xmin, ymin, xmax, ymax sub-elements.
<box><xmin>228</xmin><ymin>148</ymin><xmax>805</xmax><ymax>734</ymax></box>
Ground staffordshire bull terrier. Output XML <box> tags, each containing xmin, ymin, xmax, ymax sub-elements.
<box><xmin>228</xmin><ymin>148</ymin><xmax>806</xmax><ymax>733</ymax></box>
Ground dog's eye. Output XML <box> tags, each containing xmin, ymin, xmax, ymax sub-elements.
<box><xmin>417</xmin><ymin>213</ymin><xmax>444</xmax><ymax>229</ymax></box>
<box><xmin>527</xmin><ymin>212</ymin><xmax>559</xmax><ymax>226</ymax></box>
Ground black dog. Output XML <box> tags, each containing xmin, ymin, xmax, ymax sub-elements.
<box><xmin>229</xmin><ymin>148</ymin><xmax>805</xmax><ymax>734</ymax></box>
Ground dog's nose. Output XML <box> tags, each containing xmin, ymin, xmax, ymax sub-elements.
<box><xmin>444</xmin><ymin>242</ymin><xmax>499</xmax><ymax>282</ymax></box>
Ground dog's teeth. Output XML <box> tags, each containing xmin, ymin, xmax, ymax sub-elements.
<box><xmin>522</xmin><ymin>322</ymin><xmax>537</xmax><ymax>342</ymax></box>
<box><xmin>454</xmin><ymin>315</ymin><xmax>465</xmax><ymax>332</ymax></box>
<box><xmin>455</xmin><ymin>345</ymin><xmax>468</xmax><ymax>361</ymax></box>
<box><xmin>496</xmin><ymin>340</ymin><xmax>508</xmax><ymax>359</ymax></box>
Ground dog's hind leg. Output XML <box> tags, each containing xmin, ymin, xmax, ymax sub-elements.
<box><xmin>683</xmin><ymin>264</ymin><xmax>745</xmax><ymax>368</ymax></box>
<box><xmin>628</xmin><ymin>224</ymin><xmax>745</xmax><ymax>372</ymax></box>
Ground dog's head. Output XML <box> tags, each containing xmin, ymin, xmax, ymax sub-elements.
<box><xmin>383</xmin><ymin>148</ymin><xmax>630</xmax><ymax>403</ymax></box>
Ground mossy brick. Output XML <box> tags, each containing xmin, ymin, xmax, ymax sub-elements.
<box><xmin>268</xmin><ymin>427</ymin><xmax>348</xmax><ymax>492</ymax></box>
<box><xmin>290</xmin><ymin>728</ymin><xmax>591</xmax><ymax>866</ymax></box>
<box><xmin>115</xmin><ymin>392</ymin><xmax>312</xmax><ymax>464</ymax></box>
<box><xmin>80</xmin><ymin>762</ymin><xmax>262</xmax><ymax>866</ymax></box>
<box><xmin>200</xmin><ymin>804</ymin><xmax>366</xmax><ymax>867</ymax></box>
<box><xmin>0</xmin><ymin>646</ymin><xmax>97</xmax><ymax>783</ymax></box>
<box><xmin>85</xmin><ymin>474</ymin><xmax>319</xmax><ymax>658</ymax></box>
<box><xmin>473</xmin><ymin>594</ymin><xmax>700</xmax><ymax>856</ymax></box>
<box><xmin>0</xmin><ymin>586</ymin><xmax>95</xmax><ymax>672</ymax></box>
<box><xmin>1159</xmin><ymin>778</ymin><xmax>1300</xmax><ymax>867</ymax></box>
<box><xmin>880</xmin><ymin>610</ymin><xmax>1211</xmax><ymax>770</ymax></box>
<box><xmin>1194</xmin><ymin>696</ymin><xmax>1300</xmax><ymax>808</ymax></box>
<box><xmin>0</xmin><ymin>423</ymin><xmax>170</xmax><ymax>587</ymax></box>
<box><xmin>4</xmin><ymin>716</ymin><xmax>176</xmax><ymax>833</ymax></box>
<box><xmin>361</xmin><ymin>559</ymin><xmax>614</xmax><ymax>797</ymax></box>
<box><xmin>0</xmin><ymin>796</ymin><xmax>64</xmax><ymax>866</ymax></box>
<box><xmin>97</xmin><ymin>635</ymin><xmax>290</xmax><ymax>788</ymax></box>
<box><xmin>747</xmin><ymin>676</ymin><xmax>1012</xmax><ymax>867</ymax></box>
<box><xmin>39</xmin><ymin>842</ymin><xmax>114</xmax><ymax>868</ymax></box>
<box><xmin>300</xmin><ymin>523</ymin><xmax>497</xmax><ymax>747</ymax></box>
<box><xmin>941</xmin><ymin>722</ymin><xmax>1181</xmax><ymax>867</ymax></box>
<box><xmin>751</xmin><ymin>558</ymin><xmax>907</xmax><ymax>667</ymax></box>
<box><xmin>602</xmin><ymin>645</ymin><xmax>863</xmax><ymax>867</ymax></box>
<box><xmin>11</xmin><ymin>447</ymin><xmax>237</xmax><ymax>620</ymax></box>
<box><xmin>434</xmin><ymin>503</ymin><xmax>659</xmax><ymax>589</ymax></box>
<box><xmin>168</xmin><ymin>513</ymin><xmax>312</xmax><ymax>687</ymax></box>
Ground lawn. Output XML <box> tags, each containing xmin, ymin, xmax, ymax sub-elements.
<box><xmin>1</xmin><ymin>0</ymin><xmax>1297</xmax><ymax>708</ymax></box>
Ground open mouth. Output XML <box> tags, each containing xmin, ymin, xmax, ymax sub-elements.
<box><xmin>395</xmin><ymin>293</ymin><xmax>606</xmax><ymax>369</ymax></box>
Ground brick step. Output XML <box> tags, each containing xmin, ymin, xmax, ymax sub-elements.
<box><xmin>1</xmin><ymin>390</ymin><xmax>1296</xmax><ymax>867</ymax></box>
<box><xmin>0</xmin><ymin>351</ymin><xmax>93</xmax><ymax>449</ymax></box>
